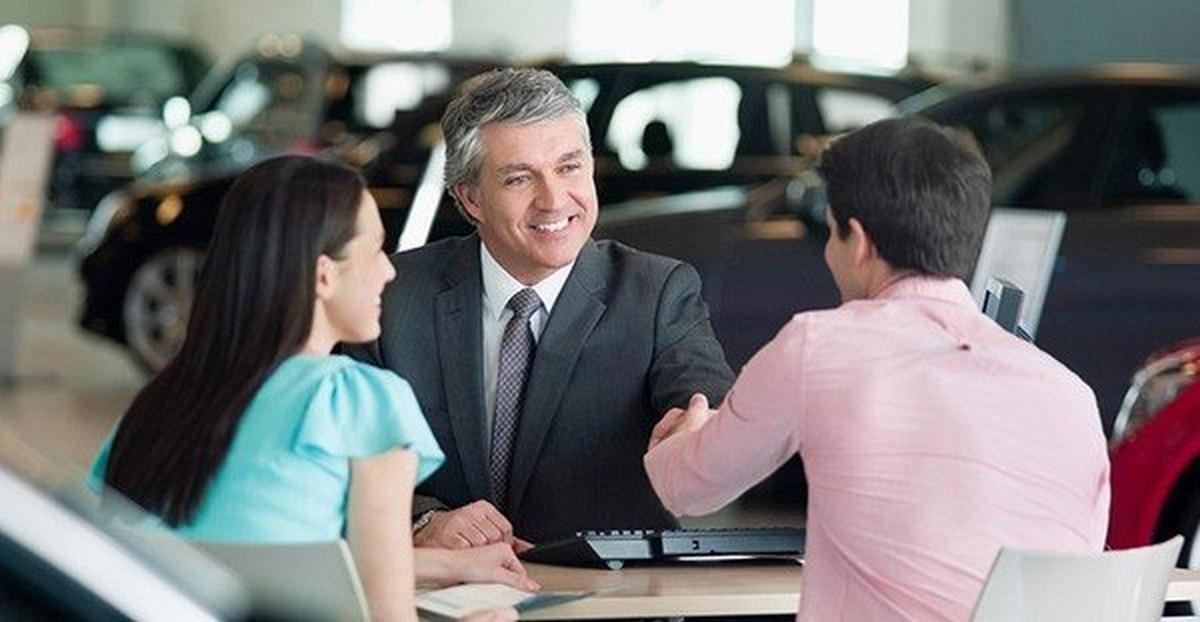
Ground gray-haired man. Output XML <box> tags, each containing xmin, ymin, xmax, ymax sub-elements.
<box><xmin>348</xmin><ymin>68</ymin><xmax>734</xmax><ymax>547</ymax></box>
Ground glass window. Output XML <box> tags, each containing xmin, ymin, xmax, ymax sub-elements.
<box><xmin>353</xmin><ymin>63</ymin><xmax>450</xmax><ymax>129</ymax></box>
<box><xmin>206</xmin><ymin>60</ymin><xmax>317</xmax><ymax>148</ymax></box>
<box><xmin>341</xmin><ymin>0</ymin><xmax>452</xmax><ymax>52</ymax></box>
<box><xmin>606</xmin><ymin>78</ymin><xmax>742</xmax><ymax>170</ymax></box>
<box><xmin>813</xmin><ymin>0</ymin><xmax>909</xmax><ymax>70</ymax></box>
<box><xmin>569</xmin><ymin>78</ymin><xmax>601</xmax><ymax>114</ymax></box>
<box><xmin>816</xmin><ymin>88</ymin><xmax>898</xmax><ymax>133</ymax></box>
<box><xmin>943</xmin><ymin>96</ymin><xmax>1087</xmax><ymax>205</ymax></box>
<box><xmin>28</xmin><ymin>41</ymin><xmax>189</xmax><ymax>106</ymax></box>
<box><xmin>1102</xmin><ymin>94</ymin><xmax>1200</xmax><ymax>203</ymax></box>
<box><xmin>568</xmin><ymin>0</ymin><xmax>793</xmax><ymax>65</ymax></box>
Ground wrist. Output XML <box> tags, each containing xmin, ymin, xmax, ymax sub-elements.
<box><xmin>412</xmin><ymin>509</ymin><xmax>439</xmax><ymax>534</ymax></box>
<box><xmin>414</xmin><ymin>548</ymin><xmax>457</xmax><ymax>587</ymax></box>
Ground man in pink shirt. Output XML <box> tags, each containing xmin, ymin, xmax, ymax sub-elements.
<box><xmin>643</xmin><ymin>118</ymin><xmax>1110</xmax><ymax>620</ymax></box>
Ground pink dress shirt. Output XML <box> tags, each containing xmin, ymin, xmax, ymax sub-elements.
<box><xmin>645</xmin><ymin>276</ymin><xmax>1110</xmax><ymax>621</ymax></box>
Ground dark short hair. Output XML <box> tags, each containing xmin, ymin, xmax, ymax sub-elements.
<box><xmin>816</xmin><ymin>117</ymin><xmax>992</xmax><ymax>281</ymax></box>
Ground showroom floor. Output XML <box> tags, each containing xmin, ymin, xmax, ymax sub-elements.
<box><xmin>0</xmin><ymin>230</ymin><xmax>802</xmax><ymax>529</ymax></box>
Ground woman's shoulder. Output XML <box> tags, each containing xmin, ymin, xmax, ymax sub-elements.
<box><xmin>290</xmin><ymin>355</ymin><xmax>443</xmax><ymax>472</ymax></box>
<box><xmin>275</xmin><ymin>354</ymin><xmax>409</xmax><ymax>394</ymax></box>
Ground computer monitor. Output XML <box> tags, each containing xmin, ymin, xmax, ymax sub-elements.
<box><xmin>982</xmin><ymin>277</ymin><xmax>1033</xmax><ymax>342</ymax></box>
<box><xmin>970</xmin><ymin>207</ymin><xmax>1065</xmax><ymax>339</ymax></box>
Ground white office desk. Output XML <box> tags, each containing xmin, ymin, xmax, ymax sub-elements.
<box><xmin>522</xmin><ymin>563</ymin><xmax>1200</xmax><ymax>620</ymax></box>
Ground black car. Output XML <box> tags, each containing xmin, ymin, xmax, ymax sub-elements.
<box><xmin>77</xmin><ymin>59</ymin><xmax>929</xmax><ymax>372</ymax></box>
<box><xmin>601</xmin><ymin>63</ymin><xmax>1200</xmax><ymax>432</ymax></box>
<box><xmin>903</xmin><ymin>63</ymin><xmax>1200</xmax><ymax>429</ymax></box>
<box><xmin>76</xmin><ymin>43</ymin><xmax>498</xmax><ymax>371</ymax></box>
<box><xmin>553</xmin><ymin>60</ymin><xmax>932</xmax><ymax>204</ymax></box>
<box><xmin>0</xmin><ymin>25</ymin><xmax>210</xmax><ymax>211</ymax></box>
<box><xmin>130</xmin><ymin>38</ymin><xmax>496</xmax><ymax>184</ymax></box>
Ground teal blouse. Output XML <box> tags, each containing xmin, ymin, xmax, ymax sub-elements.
<box><xmin>89</xmin><ymin>355</ymin><xmax>444</xmax><ymax>542</ymax></box>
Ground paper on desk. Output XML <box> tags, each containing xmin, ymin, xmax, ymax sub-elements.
<box><xmin>417</xmin><ymin>583</ymin><xmax>590</xmax><ymax>618</ymax></box>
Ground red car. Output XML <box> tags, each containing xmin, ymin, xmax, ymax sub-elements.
<box><xmin>1108</xmin><ymin>337</ymin><xmax>1200</xmax><ymax>583</ymax></box>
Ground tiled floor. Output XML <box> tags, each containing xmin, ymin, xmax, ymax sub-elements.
<box><xmin>0</xmin><ymin>250</ymin><xmax>141</xmax><ymax>474</ymax></box>
<box><xmin>0</xmin><ymin>245</ymin><xmax>803</xmax><ymax>528</ymax></box>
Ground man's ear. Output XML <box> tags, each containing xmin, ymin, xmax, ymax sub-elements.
<box><xmin>847</xmin><ymin>217</ymin><xmax>878</xmax><ymax>266</ymax></box>
<box><xmin>314</xmin><ymin>254</ymin><xmax>337</xmax><ymax>302</ymax></box>
<box><xmin>451</xmin><ymin>183</ymin><xmax>483</xmax><ymax>224</ymax></box>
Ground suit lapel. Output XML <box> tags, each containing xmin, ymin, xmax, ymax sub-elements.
<box><xmin>435</xmin><ymin>236</ymin><xmax>490</xmax><ymax>501</ymax></box>
<box><xmin>506</xmin><ymin>240</ymin><xmax>607</xmax><ymax>515</ymax></box>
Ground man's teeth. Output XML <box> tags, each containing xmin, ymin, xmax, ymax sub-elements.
<box><xmin>533</xmin><ymin>218</ymin><xmax>569</xmax><ymax>232</ymax></box>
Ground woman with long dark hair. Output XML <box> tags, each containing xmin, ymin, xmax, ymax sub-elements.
<box><xmin>90</xmin><ymin>155</ymin><xmax>532</xmax><ymax>621</ymax></box>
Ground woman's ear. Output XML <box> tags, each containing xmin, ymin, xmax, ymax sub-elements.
<box><xmin>314</xmin><ymin>254</ymin><xmax>338</xmax><ymax>301</ymax></box>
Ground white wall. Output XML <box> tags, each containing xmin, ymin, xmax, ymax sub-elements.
<box><xmin>909</xmin><ymin>0</ymin><xmax>1010</xmax><ymax>72</ymax></box>
<box><xmin>449</xmin><ymin>0</ymin><xmax>571</xmax><ymax>60</ymax></box>
<box><xmin>2</xmin><ymin>0</ymin><xmax>342</xmax><ymax>65</ymax></box>
<box><xmin>1014</xmin><ymin>0</ymin><xmax>1200</xmax><ymax>69</ymax></box>
<box><xmin>4</xmin><ymin>0</ymin><xmax>1015</xmax><ymax>73</ymax></box>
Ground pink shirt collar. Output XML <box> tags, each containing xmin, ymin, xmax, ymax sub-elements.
<box><xmin>872</xmin><ymin>274</ymin><xmax>977</xmax><ymax>309</ymax></box>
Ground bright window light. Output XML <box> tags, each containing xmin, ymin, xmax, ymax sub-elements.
<box><xmin>341</xmin><ymin>0</ymin><xmax>452</xmax><ymax>52</ymax></box>
<box><xmin>813</xmin><ymin>0</ymin><xmax>909</xmax><ymax>70</ymax></box>
<box><xmin>569</xmin><ymin>0</ymin><xmax>794</xmax><ymax>66</ymax></box>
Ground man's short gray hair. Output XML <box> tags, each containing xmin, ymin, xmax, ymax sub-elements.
<box><xmin>441</xmin><ymin>68</ymin><xmax>590</xmax><ymax>201</ymax></box>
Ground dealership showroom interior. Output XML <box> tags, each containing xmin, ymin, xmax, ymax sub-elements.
<box><xmin>2</xmin><ymin>0</ymin><xmax>1200</xmax><ymax>619</ymax></box>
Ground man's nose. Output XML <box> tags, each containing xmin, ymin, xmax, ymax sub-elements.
<box><xmin>535</xmin><ymin>175</ymin><xmax>569</xmax><ymax>210</ymax></box>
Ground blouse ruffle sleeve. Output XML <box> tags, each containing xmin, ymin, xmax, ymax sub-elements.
<box><xmin>294</xmin><ymin>363</ymin><xmax>444</xmax><ymax>485</ymax></box>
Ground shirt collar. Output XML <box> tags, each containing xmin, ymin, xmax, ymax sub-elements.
<box><xmin>480</xmin><ymin>241</ymin><xmax>575</xmax><ymax>322</ymax></box>
<box><xmin>874</xmin><ymin>274</ymin><xmax>978</xmax><ymax>309</ymax></box>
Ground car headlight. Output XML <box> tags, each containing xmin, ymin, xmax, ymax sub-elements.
<box><xmin>75</xmin><ymin>189</ymin><xmax>133</xmax><ymax>258</ymax></box>
<box><xmin>1111</xmin><ymin>349</ymin><xmax>1200</xmax><ymax>447</ymax></box>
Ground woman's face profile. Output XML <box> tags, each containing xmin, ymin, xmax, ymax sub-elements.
<box><xmin>322</xmin><ymin>191</ymin><xmax>396</xmax><ymax>343</ymax></box>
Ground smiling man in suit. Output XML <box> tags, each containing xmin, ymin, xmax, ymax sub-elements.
<box><xmin>347</xmin><ymin>68</ymin><xmax>734</xmax><ymax>547</ymax></box>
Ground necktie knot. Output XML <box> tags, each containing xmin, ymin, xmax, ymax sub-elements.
<box><xmin>507</xmin><ymin>288</ymin><xmax>542</xmax><ymax>320</ymax></box>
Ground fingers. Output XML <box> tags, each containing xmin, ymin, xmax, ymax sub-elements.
<box><xmin>649</xmin><ymin>407</ymin><xmax>685</xmax><ymax>450</ymax></box>
<box><xmin>473</xmin><ymin>501</ymin><xmax>514</xmax><ymax>542</ymax></box>
<box><xmin>427</xmin><ymin>501</ymin><xmax>513</xmax><ymax>549</ymax></box>
<box><xmin>512</xmin><ymin>537</ymin><xmax>535</xmax><ymax>554</ymax></box>
<box><xmin>649</xmin><ymin>394</ymin><xmax>713</xmax><ymax>451</ymax></box>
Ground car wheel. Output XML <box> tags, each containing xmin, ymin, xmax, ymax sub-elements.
<box><xmin>122</xmin><ymin>246</ymin><xmax>204</xmax><ymax>373</ymax></box>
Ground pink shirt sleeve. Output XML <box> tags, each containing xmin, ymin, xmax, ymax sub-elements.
<box><xmin>644</xmin><ymin>318</ymin><xmax>807</xmax><ymax>516</ymax></box>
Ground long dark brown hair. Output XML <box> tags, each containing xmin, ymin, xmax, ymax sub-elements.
<box><xmin>104</xmin><ymin>155</ymin><xmax>366</xmax><ymax>526</ymax></box>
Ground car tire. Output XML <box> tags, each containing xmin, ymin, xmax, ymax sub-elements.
<box><xmin>122</xmin><ymin>246</ymin><xmax>205</xmax><ymax>373</ymax></box>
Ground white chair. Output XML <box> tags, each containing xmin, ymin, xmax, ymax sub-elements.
<box><xmin>972</xmin><ymin>536</ymin><xmax>1183</xmax><ymax>622</ymax></box>
<box><xmin>196</xmin><ymin>539</ymin><xmax>369</xmax><ymax>621</ymax></box>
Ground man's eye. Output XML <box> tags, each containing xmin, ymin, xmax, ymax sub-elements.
<box><xmin>559</xmin><ymin>162</ymin><xmax>581</xmax><ymax>174</ymax></box>
<box><xmin>504</xmin><ymin>176</ymin><xmax>529</xmax><ymax>187</ymax></box>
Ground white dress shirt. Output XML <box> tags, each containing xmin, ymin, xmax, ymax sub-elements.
<box><xmin>480</xmin><ymin>242</ymin><xmax>574</xmax><ymax>440</ymax></box>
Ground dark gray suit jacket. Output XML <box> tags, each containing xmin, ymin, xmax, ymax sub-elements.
<box><xmin>347</xmin><ymin>234</ymin><xmax>734</xmax><ymax>543</ymax></box>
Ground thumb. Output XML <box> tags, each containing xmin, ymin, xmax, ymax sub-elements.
<box><xmin>689</xmin><ymin>393</ymin><xmax>709</xmax><ymax>411</ymax></box>
<box><xmin>494</xmin><ymin>567</ymin><xmax>540</xmax><ymax>591</ymax></box>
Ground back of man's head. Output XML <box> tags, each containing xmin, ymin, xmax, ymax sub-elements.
<box><xmin>817</xmin><ymin>117</ymin><xmax>992</xmax><ymax>281</ymax></box>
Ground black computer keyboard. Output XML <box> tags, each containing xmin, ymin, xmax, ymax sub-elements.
<box><xmin>519</xmin><ymin>527</ymin><xmax>805</xmax><ymax>570</ymax></box>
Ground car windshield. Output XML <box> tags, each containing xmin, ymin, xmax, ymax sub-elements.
<box><xmin>28</xmin><ymin>41</ymin><xmax>189</xmax><ymax>106</ymax></box>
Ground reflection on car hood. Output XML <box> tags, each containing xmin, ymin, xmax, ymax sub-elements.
<box><xmin>598</xmin><ymin>186</ymin><xmax>749</xmax><ymax>227</ymax></box>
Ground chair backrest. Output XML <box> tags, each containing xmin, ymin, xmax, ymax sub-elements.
<box><xmin>195</xmin><ymin>539</ymin><xmax>369</xmax><ymax>622</ymax></box>
<box><xmin>972</xmin><ymin>536</ymin><xmax>1183</xmax><ymax>622</ymax></box>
